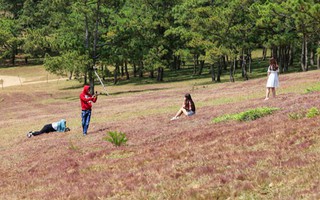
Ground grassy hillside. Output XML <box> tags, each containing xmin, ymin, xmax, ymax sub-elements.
<box><xmin>1</xmin><ymin>65</ymin><xmax>320</xmax><ymax>199</ymax></box>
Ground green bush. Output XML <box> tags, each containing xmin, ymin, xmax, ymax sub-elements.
<box><xmin>103</xmin><ymin>131</ymin><xmax>128</xmax><ymax>147</ymax></box>
<box><xmin>288</xmin><ymin>112</ymin><xmax>304</xmax><ymax>120</ymax></box>
<box><xmin>212</xmin><ymin>107</ymin><xmax>279</xmax><ymax>123</ymax></box>
<box><xmin>306</xmin><ymin>84</ymin><xmax>320</xmax><ymax>93</ymax></box>
<box><xmin>306</xmin><ymin>107</ymin><xmax>320</xmax><ymax>118</ymax></box>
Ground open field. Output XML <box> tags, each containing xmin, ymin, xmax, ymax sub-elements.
<box><xmin>1</xmin><ymin>66</ymin><xmax>320</xmax><ymax>199</ymax></box>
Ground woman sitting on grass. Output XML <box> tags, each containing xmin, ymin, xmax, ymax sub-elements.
<box><xmin>171</xmin><ymin>93</ymin><xmax>196</xmax><ymax>121</ymax></box>
<box><xmin>27</xmin><ymin>119</ymin><xmax>70</xmax><ymax>138</ymax></box>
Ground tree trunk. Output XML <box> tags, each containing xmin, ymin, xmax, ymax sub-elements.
<box><xmin>193</xmin><ymin>54</ymin><xmax>198</xmax><ymax>75</ymax></box>
<box><xmin>25</xmin><ymin>57</ymin><xmax>28</xmax><ymax>64</ymax></box>
<box><xmin>177</xmin><ymin>55</ymin><xmax>181</xmax><ymax>70</ymax></box>
<box><xmin>217</xmin><ymin>60</ymin><xmax>222</xmax><ymax>82</ymax></box>
<box><xmin>317</xmin><ymin>41</ymin><xmax>320</xmax><ymax>69</ymax></box>
<box><xmin>229</xmin><ymin>58</ymin><xmax>235</xmax><ymax>82</ymax></box>
<box><xmin>301</xmin><ymin>35</ymin><xmax>308</xmax><ymax>72</ymax></box>
<box><xmin>262</xmin><ymin>47</ymin><xmax>267</xmax><ymax>60</ymax></box>
<box><xmin>139</xmin><ymin>60</ymin><xmax>144</xmax><ymax>78</ymax></box>
<box><xmin>133</xmin><ymin>62</ymin><xmax>137</xmax><ymax>77</ymax></box>
<box><xmin>310</xmin><ymin>49</ymin><xmax>314</xmax><ymax>66</ymax></box>
<box><xmin>11</xmin><ymin>47</ymin><xmax>15</xmax><ymax>65</ymax></box>
<box><xmin>84</xmin><ymin>0</ymin><xmax>90</xmax><ymax>87</ymax></box>
<box><xmin>222</xmin><ymin>56</ymin><xmax>227</xmax><ymax>70</ymax></box>
<box><xmin>68</xmin><ymin>71</ymin><xmax>73</xmax><ymax>80</ymax></box>
<box><xmin>125</xmin><ymin>60</ymin><xmax>129</xmax><ymax>80</ymax></box>
<box><xmin>149</xmin><ymin>70</ymin><xmax>154</xmax><ymax>78</ymax></box>
<box><xmin>157</xmin><ymin>67</ymin><xmax>164</xmax><ymax>82</ymax></box>
<box><xmin>241</xmin><ymin>53</ymin><xmax>248</xmax><ymax>81</ymax></box>
<box><xmin>198</xmin><ymin>60</ymin><xmax>204</xmax><ymax>75</ymax></box>
<box><xmin>247</xmin><ymin>50</ymin><xmax>252</xmax><ymax>73</ymax></box>
<box><xmin>211</xmin><ymin>64</ymin><xmax>215</xmax><ymax>82</ymax></box>
<box><xmin>114</xmin><ymin>63</ymin><xmax>119</xmax><ymax>84</ymax></box>
<box><xmin>289</xmin><ymin>43</ymin><xmax>294</xmax><ymax>66</ymax></box>
<box><xmin>121</xmin><ymin>65</ymin><xmax>124</xmax><ymax>77</ymax></box>
<box><xmin>317</xmin><ymin>53</ymin><xmax>320</xmax><ymax>69</ymax></box>
<box><xmin>272</xmin><ymin>46</ymin><xmax>278</xmax><ymax>60</ymax></box>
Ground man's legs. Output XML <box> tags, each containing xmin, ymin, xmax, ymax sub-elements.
<box><xmin>82</xmin><ymin>110</ymin><xmax>91</xmax><ymax>135</ymax></box>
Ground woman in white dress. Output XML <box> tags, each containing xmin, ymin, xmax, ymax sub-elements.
<box><xmin>265</xmin><ymin>58</ymin><xmax>279</xmax><ymax>100</ymax></box>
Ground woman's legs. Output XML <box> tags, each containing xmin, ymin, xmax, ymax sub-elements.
<box><xmin>271</xmin><ymin>88</ymin><xmax>276</xmax><ymax>98</ymax></box>
<box><xmin>265</xmin><ymin>88</ymin><xmax>271</xmax><ymax>100</ymax></box>
<box><xmin>32</xmin><ymin>124</ymin><xmax>55</xmax><ymax>136</ymax></box>
<box><xmin>171</xmin><ymin>107</ymin><xmax>188</xmax><ymax>120</ymax></box>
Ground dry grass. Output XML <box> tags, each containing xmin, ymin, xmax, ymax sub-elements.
<box><xmin>1</xmin><ymin>66</ymin><xmax>320</xmax><ymax>199</ymax></box>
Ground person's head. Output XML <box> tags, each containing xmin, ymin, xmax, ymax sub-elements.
<box><xmin>184</xmin><ymin>93</ymin><xmax>192</xmax><ymax>101</ymax></box>
<box><xmin>269</xmin><ymin>58</ymin><xmax>277</xmax><ymax>66</ymax></box>
<box><xmin>269</xmin><ymin>58</ymin><xmax>278</xmax><ymax>70</ymax></box>
<box><xmin>83</xmin><ymin>85</ymin><xmax>91</xmax><ymax>94</ymax></box>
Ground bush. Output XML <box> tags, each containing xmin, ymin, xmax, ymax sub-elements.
<box><xmin>212</xmin><ymin>107</ymin><xmax>279</xmax><ymax>123</ymax></box>
<box><xmin>103</xmin><ymin>131</ymin><xmax>128</xmax><ymax>147</ymax></box>
<box><xmin>305</xmin><ymin>83</ymin><xmax>320</xmax><ymax>93</ymax></box>
<box><xmin>288</xmin><ymin>112</ymin><xmax>304</xmax><ymax>120</ymax></box>
<box><xmin>306</xmin><ymin>107</ymin><xmax>320</xmax><ymax>118</ymax></box>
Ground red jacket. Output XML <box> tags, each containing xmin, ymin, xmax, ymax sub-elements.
<box><xmin>80</xmin><ymin>85</ymin><xmax>97</xmax><ymax>110</ymax></box>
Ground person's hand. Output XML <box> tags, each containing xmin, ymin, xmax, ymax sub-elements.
<box><xmin>93</xmin><ymin>91</ymin><xmax>99</xmax><ymax>97</ymax></box>
<box><xmin>65</xmin><ymin>127</ymin><xmax>71</xmax><ymax>132</ymax></box>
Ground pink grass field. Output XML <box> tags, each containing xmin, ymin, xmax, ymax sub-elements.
<box><xmin>1</xmin><ymin>70</ymin><xmax>320</xmax><ymax>199</ymax></box>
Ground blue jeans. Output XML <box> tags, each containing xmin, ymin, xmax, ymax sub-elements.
<box><xmin>81</xmin><ymin>110</ymin><xmax>91</xmax><ymax>135</ymax></box>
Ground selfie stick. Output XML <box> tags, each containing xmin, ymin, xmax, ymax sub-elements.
<box><xmin>93</xmin><ymin>66</ymin><xmax>109</xmax><ymax>96</ymax></box>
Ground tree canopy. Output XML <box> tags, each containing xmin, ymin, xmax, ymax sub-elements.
<box><xmin>0</xmin><ymin>0</ymin><xmax>319</xmax><ymax>86</ymax></box>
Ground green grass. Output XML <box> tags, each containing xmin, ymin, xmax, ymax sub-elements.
<box><xmin>306</xmin><ymin>107</ymin><xmax>320</xmax><ymax>118</ymax></box>
<box><xmin>212</xmin><ymin>107</ymin><xmax>280</xmax><ymax>123</ymax></box>
<box><xmin>305</xmin><ymin>82</ymin><xmax>320</xmax><ymax>93</ymax></box>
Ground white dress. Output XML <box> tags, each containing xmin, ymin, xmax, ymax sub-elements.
<box><xmin>266</xmin><ymin>66</ymin><xmax>279</xmax><ymax>88</ymax></box>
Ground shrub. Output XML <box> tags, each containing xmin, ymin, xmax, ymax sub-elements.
<box><xmin>306</xmin><ymin>107</ymin><xmax>320</xmax><ymax>118</ymax></box>
<box><xmin>103</xmin><ymin>131</ymin><xmax>128</xmax><ymax>147</ymax></box>
<box><xmin>288</xmin><ymin>112</ymin><xmax>304</xmax><ymax>120</ymax></box>
<box><xmin>306</xmin><ymin>84</ymin><xmax>320</xmax><ymax>93</ymax></box>
<box><xmin>212</xmin><ymin>107</ymin><xmax>279</xmax><ymax>123</ymax></box>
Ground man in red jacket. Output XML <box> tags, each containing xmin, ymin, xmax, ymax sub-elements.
<box><xmin>80</xmin><ymin>85</ymin><xmax>97</xmax><ymax>135</ymax></box>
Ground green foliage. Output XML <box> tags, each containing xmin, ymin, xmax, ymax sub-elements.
<box><xmin>306</xmin><ymin>107</ymin><xmax>320</xmax><ymax>118</ymax></box>
<box><xmin>288</xmin><ymin>112</ymin><xmax>304</xmax><ymax>120</ymax></box>
<box><xmin>306</xmin><ymin>83</ymin><xmax>320</xmax><ymax>93</ymax></box>
<box><xmin>103</xmin><ymin>131</ymin><xmax>128</xmax><ymax>147</ymax></box>
<box><xmin>212</xmin><ymin>107</ymin><xmax>279</xmax><ymax>123</ymax></box>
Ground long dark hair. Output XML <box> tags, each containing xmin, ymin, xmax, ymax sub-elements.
<box><xmin>184</xmin><ymin>93</ymin><xmax>196</xmax><ymax>112</ymax></box>
<box><xmin>269</xmin><ymin>58</ymin><xmax>278</xmax><ymax>71</ymax></box>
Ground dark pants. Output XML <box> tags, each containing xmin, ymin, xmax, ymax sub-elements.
<box><xmin>81</xmin><ymin>110</ymin><xmax>91</xmax><ymax>135</ymax></box>
<box><xmin>32</xmin><ymin>124</ymin><xmax>55</xmax><ymax>136</ymax></box>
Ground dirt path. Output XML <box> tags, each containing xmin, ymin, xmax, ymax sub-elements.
<box><xmin>0</xmin><ymin>75</ymin><xmax>62</xmax><ymax>88</ymax></box>
<box><xmin>0</xmin><ymin>75</ymin><xmax>24</xmax><ymax>87</ymax></box>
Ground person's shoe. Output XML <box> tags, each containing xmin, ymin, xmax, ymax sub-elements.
<box><xmin>27</xmin><ymin>131</ymin><xmax>33</xmax><ymax>138</ymax></box>
<box><xmin>170</xmin><ymin>116</ymin><xmax>179</xmax><ymax>121</ymax></box>
<box><xmin>264</xmin><ymin>97</ymin><xmax>269</xmax><ymax>101</ymax></box>
<box><xmin>83</xmin><ymin>133</ymin><xmax>87</xmax><ymax>136</ymax></box>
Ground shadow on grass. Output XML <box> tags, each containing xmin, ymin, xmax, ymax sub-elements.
<box><xmin>60</xmin><ymin>84</ymin><xmax>84</xmax><ymax>90</ymax></box>
<box><xmin>109</xmin><ymin>87</ymin><xmax>170</xmax><ymax>96</ymax></box>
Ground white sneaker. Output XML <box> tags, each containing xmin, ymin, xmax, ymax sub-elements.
<box><xmin>27</xmin><ymin>131</ymin><xmax>33</xmax><ymax>138</ymax></box>
<box><xmin>170</xmin><ymin>116</ymin><xmax>179</xmax><ymax>121</ymax></box>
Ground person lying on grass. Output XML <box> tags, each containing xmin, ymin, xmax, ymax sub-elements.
<box><xmin>171</xmin><ymin>93</ymin><xmax>196</xmax><ymax>121</ymax></box>
<box><xmin>27</xmin><ymin>119</ymin><xmax>70</xmax><ymax>138</ymax></box>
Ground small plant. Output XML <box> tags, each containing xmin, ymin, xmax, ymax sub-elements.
<box><xmin>68</xmin><ymin>140</ymin><xmax>79</xmax><ymax>151</ymax></box>
<box><xmin>212</xmin><ymin>107</ymin><xmax>279</xmax><ymax>123</ymax></box>
<box><xmin>103</xmin><ymin>131</ymin><xmax>128</xmax><ymax>147</ymax></box>
<box><xmin>288</xmin><ymin>112</ymin><xmax>304</xmax><ymax>120</ymax></box>
<box><xmin>305</xmin><ymin>84</ymin><xmax>320</xmax><ymax>93</ymax></box>
<box><xmin>306</xmin><ymin>107</ymin><xmax>320</xmax><ymax>118</ymax></box>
